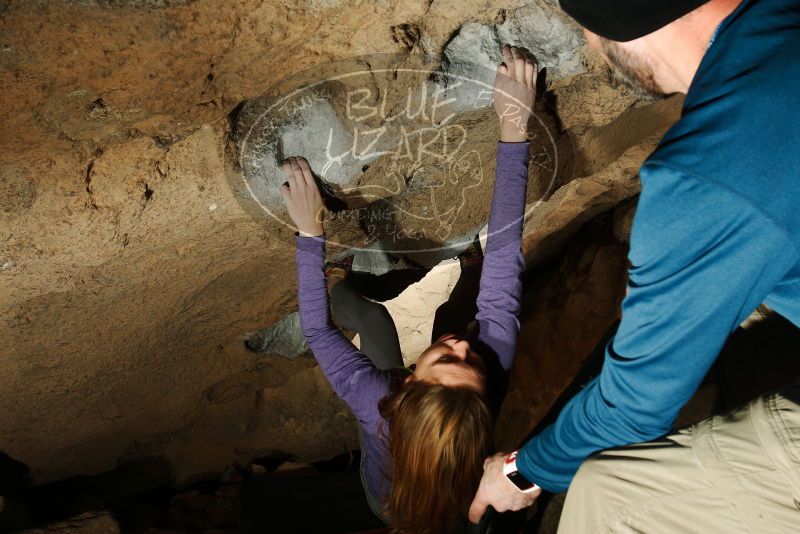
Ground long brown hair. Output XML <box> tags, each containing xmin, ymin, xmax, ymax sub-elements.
<box><xmin>378</xmin><ymin>380</ymin><xmax>493</xmax><ymax>533</ymax></box>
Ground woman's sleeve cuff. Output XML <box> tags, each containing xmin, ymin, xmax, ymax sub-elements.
<box><xmin>498</xmin><ymin>140</ymin><xmax>532</xmax><ymax>151</ymax></box>
<box><xmin>295</xmin><ymin>232</ymin><xmax>327</xmax><ymax>247</ymax></box>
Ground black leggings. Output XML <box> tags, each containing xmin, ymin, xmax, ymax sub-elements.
<box><xmin>329</xmin><ymin>262</ymin><xmax>482</xmax><ymax>366</ymax></box>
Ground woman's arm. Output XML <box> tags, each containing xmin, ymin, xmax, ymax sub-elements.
<box><xmin>474</xmin><ymin>142</ymin><xmax>531</xmax><ymax>370</ymax></box>
<box><xmin>282</xmin><ymin>157</ymin><xmax>390</xmax><ymax>435</ymax></box>
<box><xmin>469</xmin><ymin>45</ymin><xmax>543</xmax><ymax>526</ymax></box>
<box><xmin>474</xmin><ymin>45</ymin><xmax>536</xmax><ymax>371</ymax></box>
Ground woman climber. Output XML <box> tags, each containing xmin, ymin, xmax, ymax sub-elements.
<box><xmin>281</xmin><ymin>44</ymin><xmax>538</xmax><ymax>533</ymax></box>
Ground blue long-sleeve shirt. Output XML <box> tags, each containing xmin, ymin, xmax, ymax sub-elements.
<box><xmin>517</xmin><ymin>0</ymin><xmax>800</xmax><ymax>492</ymax></box>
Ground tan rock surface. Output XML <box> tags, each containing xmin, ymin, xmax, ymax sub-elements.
<box><xmin>0</xmin><ymin>0</ymin><xmax>681</xmax><ymax>486</ymax></box>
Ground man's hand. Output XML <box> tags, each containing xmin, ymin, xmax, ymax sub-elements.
<box><xmin>468</xmin><ymin>452</ymin><xmax>542</xmax><ymax>524</ymax></box>
<box><xmin>493</xmin><ymin>45</ymin><xmax>537</xmax><ymax>143</ymax></box>
<box><xmin>280</xmin><ymin>156</ymin><xmax>324</xmax><ymax>237</ymax></box>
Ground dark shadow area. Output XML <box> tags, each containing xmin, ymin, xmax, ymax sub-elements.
<box><xmin>717</xmin><ymin>309</ymin><xmax>800</xmax><ymax>409</ymax></box>
<box><xmin>0</xmin><ymin>453</ymin><xmax>31</xmax><ymax>497</ymax></box>
<box><xmin>0</xmin><ymin>450</ymin><xmax>394</xmax><ymax>533</ymax></box>
<box><xmin>241</xmin><ymin>451</ymin><xmax>385</xmax><ymax>534</ymax></box>
<box><xmin>0</xmin><ymin>456</ymin><xmax>174</xmax><ymax>533</ymax></box>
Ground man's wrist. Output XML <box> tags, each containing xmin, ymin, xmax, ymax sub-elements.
<box><xmin>502</xmin><ymin>451</ymin><xmax>539</xmax><ymax>493</ymax></box>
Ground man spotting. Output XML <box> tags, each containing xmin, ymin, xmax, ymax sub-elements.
<box><xmin>470</xmin><ymin>1</ymin><xmax>800</xmax><ymax>531</ymax></box>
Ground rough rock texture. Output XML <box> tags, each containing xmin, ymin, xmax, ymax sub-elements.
<box><xmin>19</xmin><ymin>512</ymin><xmax>120</xmax><ymax>534</ymax></box>
<box><xmin>0</xmin><ymin>0</ymin><xmax>681</xmax><ymax>489</ymax></box>
<box><xmin>441</xmin><ymin>0</ymin><xmax>585</xmax><ymax>90</ymax></box>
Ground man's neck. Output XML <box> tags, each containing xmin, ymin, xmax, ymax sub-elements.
<box><xmin>655</xmin><ymin>0</ymin><xmax>744</xmax><ymax>93</ymax></box>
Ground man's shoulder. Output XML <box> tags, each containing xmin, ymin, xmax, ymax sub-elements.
<box><xmin>642</xmin><ymin>38</ymin><xmax>800</xmax><ymax>248</ymax></box>
<box><xmin>629</xmin><ymin>163</ymin><xmax>798</xmax><ymax>273</ymax></box>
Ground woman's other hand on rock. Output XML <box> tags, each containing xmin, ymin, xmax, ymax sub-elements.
<box><xmin>280</xmin><ymin>156</ymin><xmax>324</xmax><ymax>237</ymax></box>
<box><xmin>493</xmin><ymin>45</ymin><xmax>537</xmax><ymax>143</ymax></box>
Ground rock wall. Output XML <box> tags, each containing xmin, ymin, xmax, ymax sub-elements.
<box><xmin>0</xmin><ymin>0</ymin><xmax>681</xmax><ymax>487</ymax></box>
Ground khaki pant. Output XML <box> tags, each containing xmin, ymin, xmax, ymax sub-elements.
<box><xmin>557</xmin><ymin>385</ymin><xmax>800</xmax><ymax>533</ymax></box>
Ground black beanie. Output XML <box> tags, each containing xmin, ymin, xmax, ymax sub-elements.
<box><xmin>559</xmin><ymin>0</ymin><xmax>712</xmax><ymax>42</ymax></box>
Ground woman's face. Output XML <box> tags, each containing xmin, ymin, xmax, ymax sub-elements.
<box><xmin>410</xmin><ymin>333</ymin><xmax>487</xmax><ymax>394</ymax></box>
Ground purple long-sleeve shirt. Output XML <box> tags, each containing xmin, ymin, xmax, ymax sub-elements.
<box><xmin>295</xmin><ymin>140</ymin><xmax>531</xmax><ymax>510</ymax></box>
